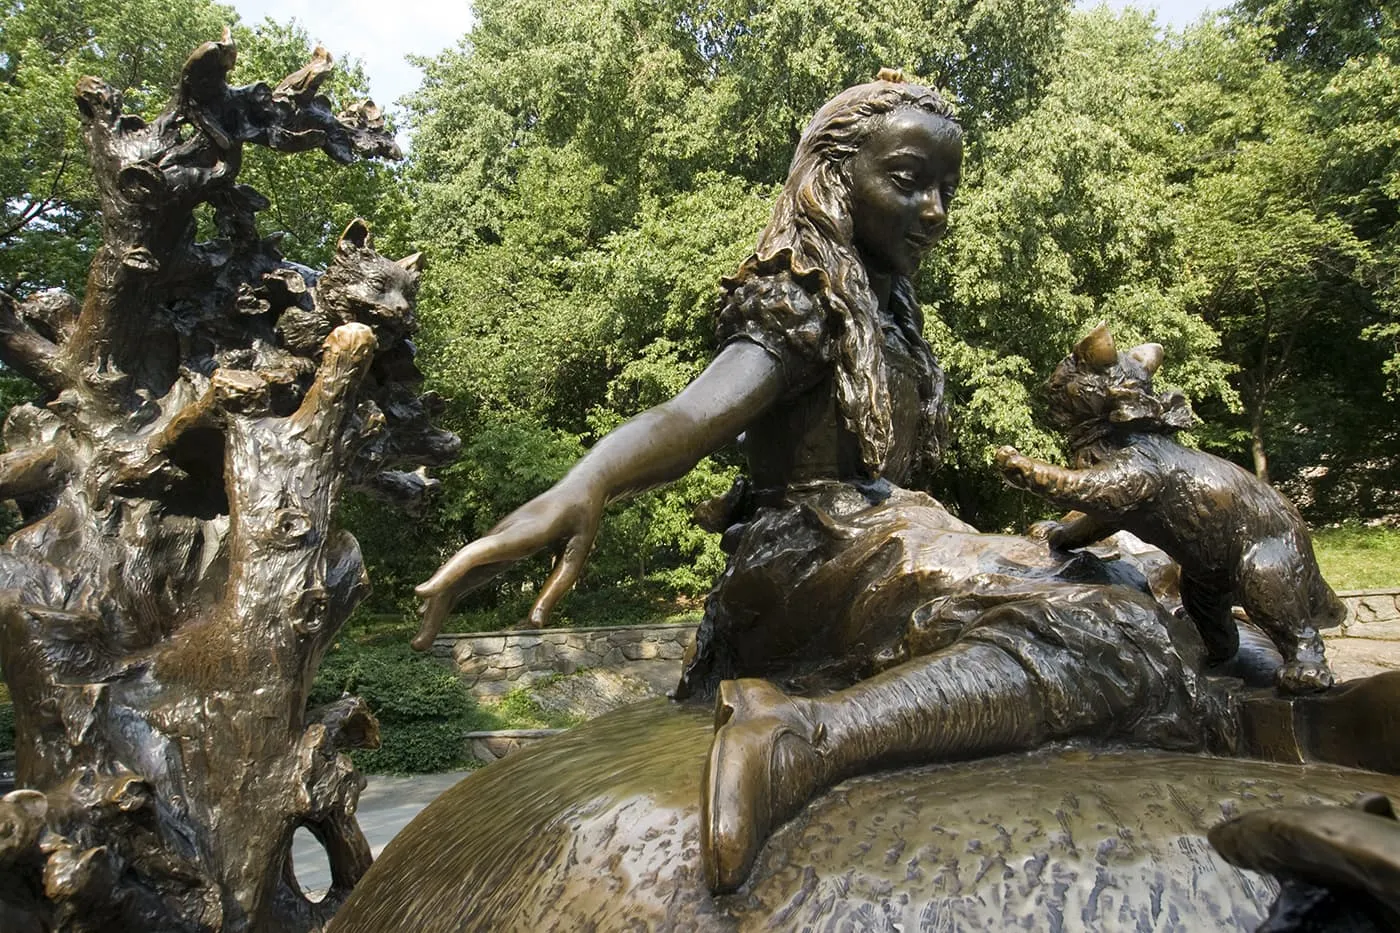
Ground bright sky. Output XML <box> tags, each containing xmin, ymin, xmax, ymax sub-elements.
<box><xmin>228</xmin><ymin>0</ymin><xmax>476</xmax><ymax>111</ymax></box>
<box><xmin>227</xmin><ymin>0</ymin><xmax>1219</xmax><ymax>141</ymax></box>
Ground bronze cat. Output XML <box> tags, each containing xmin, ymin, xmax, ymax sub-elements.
<box><xmin>276</xmin><ymin>219</ymin><xmax>424</xmax><ymax>355</ymax></box>
<box><xmin>997</xmin><ymin>324</ymin><xmax>1343</xmax><ymax>694</ymax></box>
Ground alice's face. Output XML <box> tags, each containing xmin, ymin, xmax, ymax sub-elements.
<box><xmin>846</xmin><ymin>107</ymin><xmax>963</xmax><ymax>277</ymax></box>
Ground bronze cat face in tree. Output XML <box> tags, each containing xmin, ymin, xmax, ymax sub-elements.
<box><xmin>317</xmin><ymin>219</ymin><xmax>423</xmax><ymax>341</ymax></box>
<box><xmin>997</xmin><ymin>324</ymin><xmax>1344</xmax><ymax>694</ymax></box>
<box><xmin>277</xmin><ymin>219</ymin><xmax>424</xmax><ymax>356</ymax></box>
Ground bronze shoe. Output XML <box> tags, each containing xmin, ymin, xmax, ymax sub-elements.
<box><xmin>701</xmin><ymin>678</ymin><xmax>825</xmax><ymax>893</ymax></box>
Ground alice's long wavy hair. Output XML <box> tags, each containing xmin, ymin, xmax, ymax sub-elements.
<box><xmin>722</xmin><ymin>70</ymin><xmax>958</xmax><ymax>476</ymax></box>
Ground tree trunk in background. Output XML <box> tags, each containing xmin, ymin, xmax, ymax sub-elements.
<box><xmin>1251</xmin><ymin>406</ymin><xmax>1271</xmax><ymax>484</ymax></box>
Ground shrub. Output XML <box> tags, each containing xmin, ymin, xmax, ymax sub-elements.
<box><xmin>310</xmin><ymin>638</ymin><xmax>485</xmax><ymax>774</ymax></box>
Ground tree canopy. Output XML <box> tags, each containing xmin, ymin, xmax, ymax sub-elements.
<box><xmin>397</xmin><ymin>0</ymin><xmax>1398</xmax><ymax>618</ymax></box>
<box><xmin>5</xmin><ymin>0</ymin><xmax>1396</xmax><ymax>617</ymax></box>
<box><xmin>0</xmin><ymin>0</ymin><xmax>409</xmax><ymax>295</ymax></box>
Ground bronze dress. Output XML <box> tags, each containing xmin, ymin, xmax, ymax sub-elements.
<box><xmin>675</xmin><ymin>260</ymin><xmax>1225</xmax><ymax>752</ymax></box>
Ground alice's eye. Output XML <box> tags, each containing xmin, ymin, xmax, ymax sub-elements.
<box><xmin>889</xmin><ymin>170</ymin><xmax>918</xmax><ymax>191</ymax></box>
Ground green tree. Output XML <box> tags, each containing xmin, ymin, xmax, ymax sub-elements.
<box><xmin>404</xmin><ymin>0</ymin><xmax>1400</xmax><ymax>617</ymax></box>
<box><xmin>1162</xmin><ymin>4</ymin><xmax>1400</xmax><ymax>514</ymax></box>
<box><xmin>1236</xmin><ymin>0</ymin><xmax>1386</xmax><ymax>73</ymax></box>
<box><xmin>924</xmin><ymin>9</ymin><xmax>1234</xmax><ymax>526</ymax></box>
<box><xmin>936</xmin><ymin>4</ymin><xmax>1398</xmax><ymax>523</ymax></box>
<box><xmin>404</xmin><ymin>0</ymin><xmax>1076</xmax><ymax>610</ymax></box>
<box><xmin>0</xmin><ymin>1</ymin><xmax>410</xmax><ymax>294</ymax></box>
<box><xmin>1156</xmin><ymin>19</ymin><xmax>1372</xmax><ymax>483</ymax></box>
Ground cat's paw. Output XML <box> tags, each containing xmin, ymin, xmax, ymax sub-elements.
<box><xmin>1277</xmin><ymin>661</ymin><xmax>1335</xmax><ymax>695</ymax></box>
<box><xmin>996</xmin><ymin>446</ymin><xmax>1032</xmax><ymax>484</ymax></box>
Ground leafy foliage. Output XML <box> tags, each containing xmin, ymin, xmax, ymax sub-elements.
<box><xmin>310</xmin><ymin>620</ymin><xmax>483</xmax><ymax>773</ymax></box>
<box><xmin>402</xmin><ymin>0</ymin><xmax>1076</xmax><ymax>608</ymax></box>
<box><xmin>924</xmin><ymin>10</ymin><xmax>1236</xmax><ymax>525</ymax></box>
<box><xmin>8</xmin><ymin>0</ymin><xmax>1399</xmax><ymax>620</ymax></box>
<box><xmin>0</xmin><ymin>1</ymin><xmax>410</xmax><ymax>294</ymax></box>
<box><xmin>389</xmin><ymin>0</ymin><xmax>1400</xmax><ymax>606</ymax></box>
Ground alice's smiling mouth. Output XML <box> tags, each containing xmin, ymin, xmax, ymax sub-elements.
<box><xmin>905</xmin><ymin>229</ymin><xmax>942</xmax><ymax>252</ymax></box>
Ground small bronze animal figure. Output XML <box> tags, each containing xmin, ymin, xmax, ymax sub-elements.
<box><xmin>997</xmin><ymin>324</ymin><xmax>1343</xmax><ymax>694</ymax></box>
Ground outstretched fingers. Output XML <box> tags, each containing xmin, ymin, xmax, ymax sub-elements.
<box><xmin>410</xmin><ymin>536</ymin><xmax>523</xmax><ymax>650</ymax></box>
<box><xmin>528</xmin><ymin>529</ymin><xmax>597</xmax><ymax>627</ymax></box>
<box><xmin>411</xmin><ymin>591</ymin><xmax>455</xmax><ymax>652</ymax></box>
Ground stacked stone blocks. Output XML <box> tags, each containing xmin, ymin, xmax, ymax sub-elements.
<box><xmin>432</xmin><ymin>622</ymin><xmax>696</xmax><ymax>696</ymax></box>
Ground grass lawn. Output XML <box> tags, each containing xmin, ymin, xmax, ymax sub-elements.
<box><xmin>1313</xmin><ymin>523</ymin><xmax>1400</xmax><ymax>591</ymax></box>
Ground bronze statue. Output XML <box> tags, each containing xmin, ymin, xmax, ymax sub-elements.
<box><xmin>996</xmin><ymin>324</ymin><xmax>1342</xmax><ymax>693</ymax></box>
<box><xmin>414</xmin><ymin>70</ymin><xmax>1253</xmax><ymax>895</ymax></box>
<box><xmin>0</xmin><ymin>32</ymin><xmax>455</xmax><ymax>932</ymax></box>
<box><xmin>1210</xmin><ymin>792</ymin><xmax>1400</xmax><ymax>931</ymax></box>
<box><xmin>329</xmin><ymin>699</ymin><xmax>1400</xmax><ymax>932</ymax></box>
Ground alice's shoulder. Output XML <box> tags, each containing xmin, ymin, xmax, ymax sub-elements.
<box><xmin>720</xmin><ymin>249</ymin><xmax>827</xmax><ymax>313</ymax></box>
<box><xmin>716</xmin><ymin>249</ymin><xmax>833</xmax><ymax>364</ymax></box>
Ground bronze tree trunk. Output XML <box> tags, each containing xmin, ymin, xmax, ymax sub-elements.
<box><xmin>0</xmin><ymin>32</ymin><xmax>456</xmax><ymax>933</ymax></box>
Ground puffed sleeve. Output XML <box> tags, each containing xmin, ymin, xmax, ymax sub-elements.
<box><xmin>715</xmin><ymin>250</ymin><xmax>833</xmax><ymax>397</ymax></box>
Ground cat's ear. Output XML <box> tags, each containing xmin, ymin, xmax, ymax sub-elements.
<box><xmin>1073</xmin><ymin>323</ymin><xmax>1117</xmax><ymax>371</ymax></box>
<box><xmin>396</xmin><ymin>252</ymin><xmax>424</xmax><ymax>275</ymax></box>
<box><xmin>338</xmin><ymin>218</ymin><xmax>373</xmax><ymax>253</ymax></box>
<box><xmin>1127</xmin><ymin>343</ymin><xmax>1163</xmax><ymax>376</ymax></box>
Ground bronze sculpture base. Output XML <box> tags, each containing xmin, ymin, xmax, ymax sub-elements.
<box><xmin>328</xmin><ymin>699</ymin><xmax>1400</xmax><ymax>932</ymax></box>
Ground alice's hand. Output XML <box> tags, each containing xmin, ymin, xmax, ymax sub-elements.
<box><xmin>411</xmin><ymin>477</ymin><xmax>604</xmax><ymax>650</ymax></box>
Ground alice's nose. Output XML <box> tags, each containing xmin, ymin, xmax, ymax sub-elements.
<box><xmin>919</xmin><ymin>189</ymin><xmax>947</xmax><ymax>225</ymax></box>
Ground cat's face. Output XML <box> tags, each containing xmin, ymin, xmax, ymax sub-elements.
<box><xmin>1044</xmin><ymin>325</ymin><xmax>1169</xmax><ymax>430</ymax></box>
<box><xmin>316</xmin><ymin>219</ymin><xmax>423</xmax><ymax>338</ymax></box>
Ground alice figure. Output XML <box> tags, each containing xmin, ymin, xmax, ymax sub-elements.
<box><xmin>415</xmin><ymin>70</ymin><xmax>1228</xmax><ymax>893</ymax></box>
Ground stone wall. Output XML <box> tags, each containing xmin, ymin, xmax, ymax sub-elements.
<box><xmin>1328</xmin><ymin>588</ymin><xmax>1400</xmax><ymax>682</ymax></box>
<box><xmin>1340</xmin><ymin>588</ymin><xmax>1400</xmax><ymax>627</ymax></box>
<box><xmin>433</xmin><ymin>590</ymin><xmax>1398</xmax><ymax>699</ymax></box>
<box><xmin>431</xmin><ymin>622</ymin><xmax>695</xmax><ymax>697</ymax></box>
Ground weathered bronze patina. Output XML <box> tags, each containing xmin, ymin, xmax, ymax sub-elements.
<box><xmin>1211</xmin><ymin>792</ymin><xmax>1400</xmax><ymax>931</ymax></box>
<box><xmin>997</xmin><ymin>324</ymin><xmax>1342</xmax><ymax>694</ymax></box>
<box><xmin>406</xmin><ymin>67</ymin><xmax>1400</xmax><ymax>924</ymax></box>
<box><xmin>331</xmin><ymin>699</ymin><xmax>1400</xmax><ymax>932</ymax></box>
<box><xmin>0</xmin><ymin>33</ymin><xmax>455</xmax><ymax>932</ymax></box>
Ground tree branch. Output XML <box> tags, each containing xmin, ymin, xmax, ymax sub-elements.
<box><xmin>0</xmin><ymin>292</ymin><xmax>66</xmax><ymax>394</ymax></box>
<box><xmin>293</xmin><ymin>323</ymin><xmax>377</xmax><ymax>448</ymax></box>
<box><xmin>0</xmin><ymin>151</ymin><xmax>73</xmax><ymax>242</ymax></box>
<box><xmin>0</xmin><ymin>445</ymin><xmax>69</xmax><ymax>501</ymax></box>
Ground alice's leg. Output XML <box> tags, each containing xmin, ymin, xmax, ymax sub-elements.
<box><xmin>702</xmin><ymin>643</ymin><xmax>1056</xmax><ymax>893</ymax></box>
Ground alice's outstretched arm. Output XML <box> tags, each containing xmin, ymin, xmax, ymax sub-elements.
<box><xmin>412</xmin><ymin>341</ymin><xmax>785</xmax><ymax>648</ymax></box>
